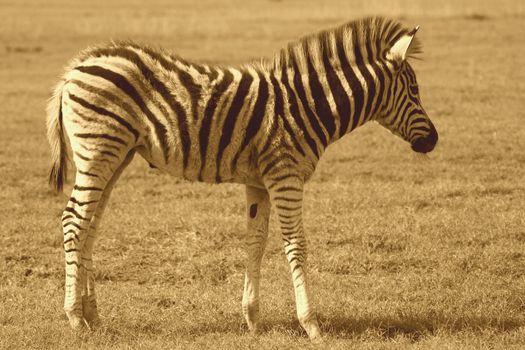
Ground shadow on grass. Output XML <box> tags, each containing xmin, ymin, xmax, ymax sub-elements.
<box><xmin>177</xmin><ymin>313</ymin><xmax>523</xmax><ymax>340</ymax></box>
<box><xmin>318</xmin><ymin>313</ymin><xmax>524</xmax><ymax>340</ymax></box>
<box><xmin>86</xmin><ymin>311</ymin><xmax>524</xmax><ymax>342</ymax></box>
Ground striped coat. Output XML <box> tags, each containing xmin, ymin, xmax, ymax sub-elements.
<box><xmin>47</xmin><ymin>16</ymin><xmax>437</xmax><ymax>339</ymax></box>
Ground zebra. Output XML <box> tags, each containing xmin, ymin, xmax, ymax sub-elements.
<box><xmin>47</xmin><ymin>16</ymin><xmax>438</xmax><ymax>340</ymax></box>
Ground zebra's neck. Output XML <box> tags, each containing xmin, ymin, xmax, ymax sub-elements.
<box><xmin>267</xmin><ymin>56</ymin><xmax>379</xmax><ymax>158</ymax></box>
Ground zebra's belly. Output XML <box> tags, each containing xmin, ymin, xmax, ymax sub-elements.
<box><xmin>138</xmin><ymin>146</ymin><xmax>264</xmax><ymax>187</ymax></box>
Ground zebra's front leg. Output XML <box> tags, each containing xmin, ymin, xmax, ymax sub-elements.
<box><xmin>242</xmin><ymin>185</ymin><xmax>271</xmax><ymax>333</ymax></box>
<box><xmin>269</xmin><ymin>180</ymin><xmax>321</xmax><ymax>341</ymax></box>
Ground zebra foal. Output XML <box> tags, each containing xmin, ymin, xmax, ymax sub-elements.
<box><xmin>47</xmin><ymin>16</ymin><xmax>437</xmax><ymax>340</ymax></box>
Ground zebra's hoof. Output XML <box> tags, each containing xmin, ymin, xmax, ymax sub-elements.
<box><xmin>301</xmin><ymin>318</ymin><xmax>322</xmax><ymax>342</ymax></box>
<box><xmin>310</xmin><ymin>335</ymin><xmax>324</xmax><ymax>343</ymax></box>
<box><xmin>67</xmin><ymin>314</ymin><xmax>88</xmax><ymax>332</ymax></box>
<box><xmin>84</xmin><ymin>315</ymin><xmax>101</xmax><ymax>331</ymax></box>
<box><xmin>248</xmin><ymin>323</ymin><xmax>261</xmax><ymax>335</ymax></box>
<box><xmin>82</xmin><ymin>297</ymin><xmax>101</xmax><ymax>330</ymax></box>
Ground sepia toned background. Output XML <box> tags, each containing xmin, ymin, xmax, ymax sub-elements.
<box><xmin>1</xmin><ymin>0</ymin><xmax>525</xmax><ymax>348</ymax></box>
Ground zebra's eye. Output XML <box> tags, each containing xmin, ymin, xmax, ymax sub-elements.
<box><xmin>410</xmin><ymin>85</ymin><xmax>419</xmax><ymax>95</ymax></box>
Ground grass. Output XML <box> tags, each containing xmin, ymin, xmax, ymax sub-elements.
<box><xmin>1</xmin><ymin>0</ymin><xmax>525</xmax><ymax>349</ymax></box>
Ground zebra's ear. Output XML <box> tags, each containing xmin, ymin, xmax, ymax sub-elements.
<box><xmin>387</xmin><ymin>26</ymin><xmax>420</xmax><ymax>64</ymax></box>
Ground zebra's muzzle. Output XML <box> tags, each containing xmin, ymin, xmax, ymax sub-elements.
<box><xmin>411</xmin><ymin>122</ymin><xmax>438</xmax><ymax>153</ymax></box>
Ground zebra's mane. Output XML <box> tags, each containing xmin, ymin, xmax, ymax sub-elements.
<box><xmin>264</xmin><ymin>16</ymin><xmax>422</xmax><ymax>72</ymax></box>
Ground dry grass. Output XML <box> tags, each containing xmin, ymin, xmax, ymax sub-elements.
<box><xmin>1</xmin><ymin>0</ymin><xmax>525</xmax><ymax>349</ymax></box>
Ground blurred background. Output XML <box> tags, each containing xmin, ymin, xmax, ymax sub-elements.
<box><xmin>1</xmin><ymin>1</ymin><xmax>525</xmax><ymax>349</ymax></box>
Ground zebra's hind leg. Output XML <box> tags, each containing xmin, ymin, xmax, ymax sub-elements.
<box><xmin>80</xmin><ymin>150</ymin><xmax>136</xmax><ymax>329</ymax></box>
<box><xmin>62</xmin><ymin>149</ymin><xmax>133</xmax><ymax>330</ymax></box>
<box><xmin>242</xmin><ymin>185</ymin><xmax>271</xmax><ymax>333</ymax></box>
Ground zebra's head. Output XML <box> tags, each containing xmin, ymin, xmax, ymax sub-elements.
<box><xmin>377</xmin><ymin>26</ymin><xmax>438</xmax><ymax>154</ymax></box>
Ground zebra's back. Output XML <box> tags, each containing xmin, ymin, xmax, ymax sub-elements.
<box><xmin>57</xmin><ymin>42</ymin><xmax>299</xmax><ymax>186</ymax></box>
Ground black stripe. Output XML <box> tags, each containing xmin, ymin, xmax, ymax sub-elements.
<box><xmin>74</xmin><ymin>132</ymin><xmax>127</xmax><ymax>146</ymax></box>
<box><xmin>257</xmin><ymin>117</ymin><xmax>279</xmax><ymax>161</ymax></box>
<box><xmin>133</xmin><ymin>46</ymin><xmax>203</xmax><ymax>123</ymax></box>
<box><xmin>61</xmin><ymin>214</ymin><xmax>74</xmax><ymax>222</ymax></box>
<box><xmin>192</xmin><ymin>64</ymin><xmax>207</xmax><ymax>76</ymax></box>
<box><xmin>270</xmin><ymin>75</ymin><xmax>305</xmax><ymax>157</ymax></box>
<box><xmin>71</xmin><ymin>105</ymin><xmax>133</xmax><ymax>138</ymax></box>
<box><xmin>102</xmin><ymin>47</ymin><xmax>190</xmax><ymax>168</ymax></box>
<box><xmin>267</xmin><ymin>174</ymin><xmax>303</xmax><ymax>190</ymax></box>
<box><xmin>73</xmin><ymin>185</ymin><xmax>103</xmax><ymax>191</ymax></box>
<box><xmin>280</xmin><ymin>221</ymin><xmax>302</xmax><ymax>231</ymax></box>
<box><xmin>257</xmin><ymin>139</ymin><xmax>292</xmax><ymax>167</ymax></box>
<box><xmin>380</xmin><ymin>62</ymin><xmax>394</xmax><ymax>115</ymax></box>
<box><xmin>352</xmin><ymin>30</ymin><xmax>376</xmax><ymax>125</ymax></box>
<box><xmin>260</xmin><ymin>154</ymin><xmax>298</xmax><ymax>177</ymax></box>
<box><xmin>101</xmin><ymin>150</ymin><xmax>119</xmax><ymax>159</ymax></box>
<box><xmin>279</xmin><ymin>214</ymin><xmax>300</xmax><ymax>220</ymax></box>
<box><xmin>215</xmin><ymin>71</ymin><xmax>254</xmax><ymax>182</ymax></box>
<box><xmin>232</xmin><ymin>71</ymin><xmax>269</xmax><ymax>173</ymax></box>
<box><xmin>208</xmin><ymin>68</ymin><xmax>219</xmax><ymax>82</ymax></box>
<box><xmin>399</xmin><ymin>103</ymin><xmax>413</xmax><ymax>134</ymax></box>
<box><xmin>410</xmin><ymin>125</ymin><xmax>430</xmax><ymax>133</ymax></box>
<box><xmin>69</xmin><ymin>79</ymin><xmax>142</xmax><ymax>125</ymax></box>
<box><xmin>291</xmin><ymin>262</ymin><xmax>303</xmax><ymax>271</ymax></box>
<box><xmin>260</xmin><ymin>158</ymin><xmax>281</xmax><ymax>177</ymax></box>
<box><xmin>69</xmin><ymin>197</ymin><xmax>98</xmax><ymax>206</ymax></box>
<box><xmin>275</xmin><ymin>204</ymin><xmax>302</xmax><ymax>211</ymax></box>
<box><xmin>74</xmin><ymin>151</ymin><xmax>91</xmax><ymax>161</ymax></box>
<box><xmin>64</xmin><ymin>207</ymin><xmax>89</xmax><ymax>221</ymax></box>
<box><xmin>285</xmin><ymin>247</ymin><xmax>303</xmax><ymax>255</ymax></box>
<box><xmin>404</xmin><ymin>109</ymin><xmax>420</xmax><ymax>133</ymax></box>
<box><xmin>394</xmin><ymin>86</ymin><xmax>407</xmax><ymax>113</ymax></box>
<box><xmin>273</xmin><ymin>186</ymin><xmax>302</xmax><ymax>193</ymax></box>
<box><xmin>78</xmin><ymin>170</ymin><xmax>99</xmax><ymax>178</ymax></box>
<box><xmin>388</xmin><ymin>29</ymin><xmax>406</xmax><ymax>49</ymax></box>
<box><xmin>68</xmin><ymin>93</ymin><xmax>139</xmax><ymax>141</ymax></box>
<box><xmin>280</xmin><ymin>67</ymin><xmax>319</xmax><ymax>157</ymax></box>
<box><xmin>321</xmin><ymin>42</ymin><xmax>351</xmax><ymax>138</ymax></box>
<box><xmin>290</xmin><ymin>58</ymin><xmax>328</xmax><ymax>147</ymax></box>
<box><xmin>394</xmin><ymin>95</ymin><xmax>408</xmax><ymax>121</ymax></box>
<box><xmin>336</xmin><ymin>34</ymin><xmax>364</xmax><ymax>133</ymax></box>
<box><xmin>64</xmin><ymin>237</ymin><xmax>77</xmax><ymax>245</ymax></box>
<box><xmin>305</xmin><ymin>46</ymin><xmax>335</xmax><ymax>138</ymax></box>
<box><xmin>63</xmin><ymin>221</ymin><xmax>84</xmax><ymax>230</ymax></box>
<box><xmin>75</xmin><ymin>65</ymin><xmax>168</xmax><ymax>161</ymax></box>
<box><xmin>177</xmin><ymin>68</ymin><xmax>201</xmax><ymax>121</ymax></box>
<box><xmin>272</xmin><ymin>196</ymin><xmax>302</xmax><ymax>202</ymax></box>
<box><xmin>365</xmin><ymin>40</ymin><xmax>385</xmax><ymax>119</ymax></box>
<box><xmin>79</xmin><ymin>141</ymin><xmax>121</xmax><ymax>153</ymax></box>
<box><xmin>198</xmin><ymin>70</ymin><xmax>234</xmax><ymax>181</ymax></box>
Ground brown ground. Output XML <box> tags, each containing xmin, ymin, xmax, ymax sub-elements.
<box><xmin>1</xmin><ymin>1</ymin><xmax>525</xmax><ymax>349</ymax></box>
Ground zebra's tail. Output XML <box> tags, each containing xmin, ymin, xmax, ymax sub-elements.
<box><xmin>46</xmin><ymin>79</ymin><xmax>68</xmax><ymax>193</ymax></box>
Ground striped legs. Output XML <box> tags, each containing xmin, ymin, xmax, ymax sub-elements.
<box><xmin>268</xmin><ymin>180</ymin><xmax>321</xmax><ymax>340</ymax></box>
<box><xmin>242</xmin><ymin>185</ymin><xmax>271</xmax><ymax>333</ymax></box>
<box><xmin>62</xmin><ymin>150</ymin><xmax>133</xmax><ymax>330</ymax></box>
<box><xmin>79</xmin><ymin>151</ymin><xmax>135</xmax><ymax>328</ymax></box>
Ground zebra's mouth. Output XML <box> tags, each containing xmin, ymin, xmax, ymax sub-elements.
<box><xmin>411</xmin><ymin>122</ymin><xmax>438</xmax><ymax>154</ymax></box>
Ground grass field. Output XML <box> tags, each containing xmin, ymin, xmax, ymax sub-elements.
<box><xmin>1</xmin><ymin>0</ymin><xmax>525</xmax><ymax>349</ymax></box>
